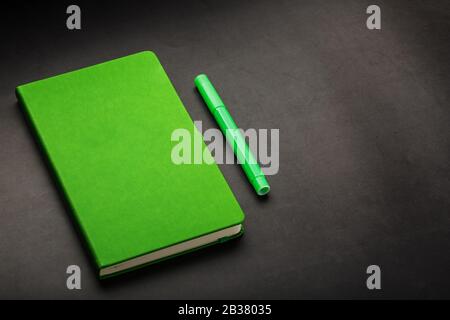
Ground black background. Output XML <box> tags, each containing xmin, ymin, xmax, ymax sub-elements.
<box><xmin>0</xmin><ymin>0</ymin><xmax>449</xmax><ymax>299</ymax></box>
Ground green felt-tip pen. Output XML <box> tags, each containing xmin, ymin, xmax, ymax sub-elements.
<box><xmin>195</xmin><ymin>74</ymin><xmax>270</xmax><ymax>196</ymax></box>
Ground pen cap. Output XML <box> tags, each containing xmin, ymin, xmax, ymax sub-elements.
<box><xmin>194</xmin><ymin>74</ymin><xmax>225</xmax><ymax>113</ymax></box>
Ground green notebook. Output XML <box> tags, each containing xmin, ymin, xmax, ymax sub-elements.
<box><xmin>16</xmin><ymin>51</ymin><xmax>245</xmax><ymax>278</ymax></box>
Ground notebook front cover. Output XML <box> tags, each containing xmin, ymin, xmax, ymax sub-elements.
<box><xmin>16</xmin><ymin>51</ymin><xmax>245</xmax><ymax>271</ymax></box>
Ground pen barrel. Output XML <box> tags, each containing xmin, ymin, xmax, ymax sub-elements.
<box><xmin>195</xmin><ymin>74</ymin><xmax>270</xmax><ymax>196</ymax></box>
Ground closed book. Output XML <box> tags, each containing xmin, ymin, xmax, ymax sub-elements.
<box><xmin>16</xmin><ymin>51</ymin><xmax>245</xmax><ymax>278</ymax></box>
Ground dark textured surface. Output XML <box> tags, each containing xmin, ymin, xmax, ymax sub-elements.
<box><xmin>0</xmin><ymin>0</ymin><xmax>449</xmax><ymax>299</ymax></box>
